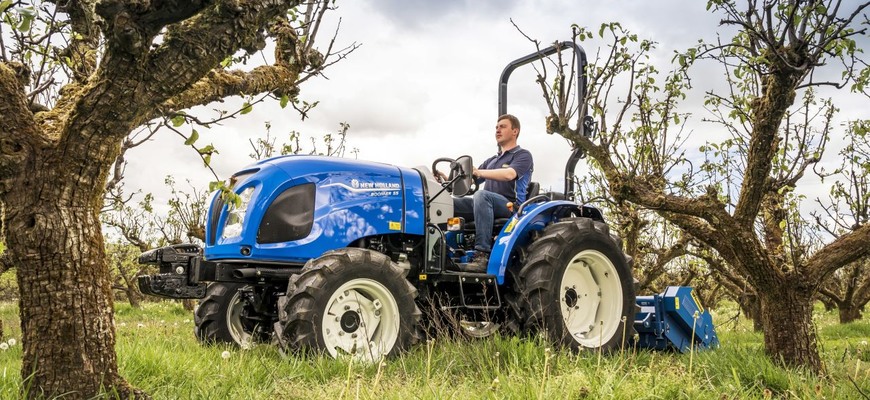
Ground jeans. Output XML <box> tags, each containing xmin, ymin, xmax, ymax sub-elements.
<box><xmin>453</xmin><ymin>190</ymin><xmax>513</xmax><ymax>253</ymax></box>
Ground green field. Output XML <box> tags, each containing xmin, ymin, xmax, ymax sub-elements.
<box><xmin>0</xmin><ymin>300</ymin><xmax>868</xmax><ymax>399</ymax></box>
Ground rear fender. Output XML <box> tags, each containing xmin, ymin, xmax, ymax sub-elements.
<box><xmin>488</xmin><ymin>201</ymin><xmax>601</xmax><ymax>283</ymax></box>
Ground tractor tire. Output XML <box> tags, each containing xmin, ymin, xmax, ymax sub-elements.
<box><xmin>519</xmin><ymin>218</ymin><xmax>635</xmax><ymax>352</ymax></box>
<box><xmin>276</xmin><ymin>248</ymin><xmax>422</xmax><ymax>361</ymax></box>
<box><xmin>194</xmin><ymin>282</ymin><xmax>269</xmax><ymax>347</ymax></box>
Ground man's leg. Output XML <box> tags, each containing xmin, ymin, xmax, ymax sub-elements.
<box><xmin>453</xmin><ymin>197</ymin><xmax>474</xmax><ymax>221</ymax></box>
<box><xmin>472</xmin><ymin>190</ymin><xmax>512</xmax><ymax>252</ymax></box>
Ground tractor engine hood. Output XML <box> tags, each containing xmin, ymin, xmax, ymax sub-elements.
<box><xmin>204</xmin><ymin>155</ymin><xmax>426</xmax><ymax>263</ymax></box>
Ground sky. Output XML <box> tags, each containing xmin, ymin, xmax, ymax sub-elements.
<box><xmin>122</xmin><ymin>0</ymin><xmax>867</xmax><ymax>220</ymax></box>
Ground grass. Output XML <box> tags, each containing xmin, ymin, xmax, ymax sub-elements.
<box><xmin>1</xmin><ymin>300</ymin><xmax>868</xmax><ymax>399</ymax></box>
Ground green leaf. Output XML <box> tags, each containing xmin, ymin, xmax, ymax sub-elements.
<box><xmin>18</xmin><ymin>13</ymin><xmax>33</xmax><ymax>31</ymax></box>
<box><xmin>171</xmin><ymin>114</ymin><xmax>186</xmax><ymax>127</ymax></box>
<box><xmin>241</xmin><ymin>102</ymin><xmax>252</xmax><ymax>114</ymax></box>
<box><xmin>778</xmin><ymin>220</ymin><xmax>787</xmax><ymax>230</ymax></box>
<box><xmin>185</xmin><ymin>129</ymin><xmax>199</xmax><ymax>146</ymax></box>
<box><xmin>0</xmin><ymin>0</ymin><xmax>13</xmax><ymax>13</ymax></box>
<box><xmin>280</xmin><ymin>95</ymin><xmax>289</xmax><ymax>109</ymax></box>
<box><xmin>209</xmin><ymin>180</ymin><xmax>224</xmax><ymax>193</ymax></box>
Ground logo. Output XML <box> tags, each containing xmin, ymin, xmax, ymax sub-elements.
<box><xmin>350</xmin><ymin>179</ymin><xmax>360</xmax><ymax>189</ymax></box>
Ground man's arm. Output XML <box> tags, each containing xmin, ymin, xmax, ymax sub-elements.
<box><xmin>474</xmin><ymin>167</ymin><xmax>517</xmax><ymax>181</ymax></box>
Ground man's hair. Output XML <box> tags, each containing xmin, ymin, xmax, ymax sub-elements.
<box><xmin>499</xmin><ymin>114</ymin><xmax>521</xmax><ymax>133</ymax></box>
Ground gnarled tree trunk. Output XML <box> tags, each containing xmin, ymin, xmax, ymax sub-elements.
<box><xmin>759</xmin><ymin>285</ymin><xmax>820</xmax><ymax>370</ymax></box>
<box><xmin>837</xmin><ymin>304</ymin><xmax>863</xmax><ymax>324</ymax></box>
<box><xmin>2</xmin><ymin>59</ymin><xmax>137</xmax><ymax>396</ymax></box>
<box><xmin>0</xmin><ymin>0</ymin><xmax>314</xmax><ymax>396</ymax></box>
<box><xmin>9</xmin><ymin>183</ymin><xmax>129</xmax><ymax>396</ymax></box>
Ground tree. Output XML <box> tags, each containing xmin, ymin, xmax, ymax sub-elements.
<box><xmin>536</xmin><ymin>1</ymin><xmax>869</xmax><ymax>371</ymax></box>
<box><xmin>0</xmin><ymin>1</ymin><xmax>350</xmax><ymax>397</ymax></box>
<box><xmin>814</xmin><ymin>120</ymin><xmax>870</xmax><ymax>323</ymax></box>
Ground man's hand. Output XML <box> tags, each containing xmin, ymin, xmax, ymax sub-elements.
<box><xmin>434</xmin><ymin>170</ymin><xmax>448</xmax><ymax>183</ymax></box>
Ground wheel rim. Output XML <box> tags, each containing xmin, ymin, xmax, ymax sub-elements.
<box><xmin>560</xmin><ymin>249</ymin><xmax>623</xmax><ymax>348</ymax></box>
<box><xmin>460</xmin><ymin>320</ymin><xmax>500</xmax><ymax>339</ymax></box>
<box><xmin>227</xmin><ymin>289</ymin><xmax>254</xmax><ymax>348</ymax></box>
<box><xmin>321</xmin><ymin>278</ymin><xmax>400</xmax><ymax>361</ymax></box>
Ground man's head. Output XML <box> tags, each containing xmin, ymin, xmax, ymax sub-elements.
<box><xmin>495</xmin><ymin>114</ymin><xmax>520</xmax><ymax>148</ymax></box>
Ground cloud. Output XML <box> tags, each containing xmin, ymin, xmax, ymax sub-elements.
<box><xmin>371</xmin><ymin>0</ymin><xmax>520</xmax><ymax>29</ymax></box>
<box><xmin>118</xmin><ymin>0</ymin><xmax>868</xmax><ymax>229</ymax></box>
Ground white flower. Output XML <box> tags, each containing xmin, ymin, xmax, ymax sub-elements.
<box><xmin>862</xmin><ymin>340</ymin><xmax>868</xmax><ymax>346</ymax></box>
<box><xmin>120</xmin><ymin>322</ymin><xmax>127</xmax><ymax>327</ymax></box>
<box><xmin>7</xmin><ymin>339</ymin><xmax>16</xmax><ymax>346</ymax></box>
<box><xmin>221</xmin><ymin>351</ymin><xmax>231</xmax><ymax>359</ymax></box>
<box><xmin>137</xmin><ymin>323</ymin><xmax>145</xmax><ymax>328</ymax></box>
<box><xmin>0</xmin><ymin>343</ymin><xmax>8</xmax><ymax>351</ymax></box>
<box><xmin>183</xmin><ymin>319</ymin><xmax>191</xmax><ymax>324</ymax></box>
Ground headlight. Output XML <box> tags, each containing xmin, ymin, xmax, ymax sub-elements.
<box><xmin>221</xmin><ymin>187</ymin><xmax>255</xmax><ymax>239</ymax></box>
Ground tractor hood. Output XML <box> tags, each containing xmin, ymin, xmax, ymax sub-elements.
<box><xmin>204</xmin><ymin>155</ymin><xmax>426</xmax><ymax>263</ymax></box>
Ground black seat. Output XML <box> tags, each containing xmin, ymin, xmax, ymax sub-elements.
<box><xmin>527</xmin><ymin>182</ymin><xmax>540</xmax><ymax>198</ymax></box>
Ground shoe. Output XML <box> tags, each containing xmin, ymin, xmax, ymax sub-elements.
<box><xmin>463</xmin><ymin>252</ymin><xmax>489</xmax><ymax>273</ymax></box>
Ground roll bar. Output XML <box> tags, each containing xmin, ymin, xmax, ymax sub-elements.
<box><xmin>497</xmin><ymin>41</ymin><xmax>589</xmax><ymax>201</ymax></box>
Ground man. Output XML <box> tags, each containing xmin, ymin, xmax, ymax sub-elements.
<box><xmin>452</xmin><ymin>114</ymin><xmax>533</xmax><ymax>272</ymax></box>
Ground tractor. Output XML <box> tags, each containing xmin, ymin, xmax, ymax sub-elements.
<box><xmin>138</xmin><ymin>42</ymin><xmax>718</xmax><ymax>360</ymax></box>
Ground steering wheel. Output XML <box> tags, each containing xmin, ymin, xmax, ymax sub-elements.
<box><xmin>432</xmin><ymin>156</ymin><xmax>476</xmax><ymax>196</ymax></box>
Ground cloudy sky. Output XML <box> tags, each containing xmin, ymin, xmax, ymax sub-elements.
<box><xmin>123</xmin><ymin>0</ymin><xmax>867</xmax><ymax>216</ymax></box>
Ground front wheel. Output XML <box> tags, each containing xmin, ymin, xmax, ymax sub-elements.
<box><xmin>277</xmin><ymin>248</ymin><xmax>422</xmax><ymax>361</ymax></box>
<box><xmin>194</xmin><ymin>283</ymin><xmax>271</xmax><ymax>347</ymax></box>
<box><xmin>519</xmin><ymin>218</ymin><xmax>635</xmax><ymax>352</ymax></box>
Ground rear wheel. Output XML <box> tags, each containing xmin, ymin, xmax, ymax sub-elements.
<box><xmin>519</xmin><ymin>218</ymin><xmax>635</xmax><ymax>352</ymax></box>
<box><xmin>194</xmin><ymin>282</ymin><xmax>270</xmax><ymax>347</ymax></box>
<box><xmin>277</xmin><ymin>248</ymin><xmax>422</xmax><ymax>361</ymax></box>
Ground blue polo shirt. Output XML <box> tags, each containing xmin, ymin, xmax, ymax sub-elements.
<box><xmin>477</xmin><ymin>146</ymin><xmax>534</xmax><ymax>203</ymax></box>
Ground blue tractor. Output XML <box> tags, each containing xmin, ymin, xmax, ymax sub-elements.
<box><xmin>138</xmin><ymin>42</ymin><xmax>717</xmax><ymax>360</ymax></box>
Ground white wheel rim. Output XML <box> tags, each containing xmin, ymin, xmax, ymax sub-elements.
<box><xmin>560</xmin><ymin>249</ymin><xmax>623</xmax><ymax>348</ymax></box>
<box><xmin>227</xmin><ymin>289</ymin><xmax>254</xmax><ymax>348</ymax></box>
<box><xmin>460</xmin><ymin>320</ymin><xmax>500</xmax><ymax>339</ymax></box>
<box><xmin>321</xmin><ymin>278</ymin><xmax>400</xmax><ymax>362</ymax></box>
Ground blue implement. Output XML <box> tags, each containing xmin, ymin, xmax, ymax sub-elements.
<box><xmin>633</xmin><ymin>286</ymin><xmax>720</xmax><ymax>352</ymax></box>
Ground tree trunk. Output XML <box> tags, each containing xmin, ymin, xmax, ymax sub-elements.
<box><xmin>759</xmin><ymin>287</ymin><xmax>821</xmax><ymax>371</ymax></box>
<box><xmin>3</xmin><ymin>126</ymin><xmax>140</xmax><ymax>398</ymax></box>
<box><xmin>8</xmin><ymin>183</ymin><xmax>136</xmax><ymax>398</ymax></box>
<box><xmin>820</xmin><ymin>297</ymin><xmax>836</xmax><ymax>312</ymax></box>
<box><xmin>838</xmin><ymin>304</ymin><xmax>863</xmax><ymax>324</ymax></box>
<box><xmin>121</xmin><ymin>274</ymin><xmax>142</xmax><ymax>309</ymax></box>
<box><xmin>735</xmin><ymin>289</ymin><xmax>764</xmax><ymax>332</ymax></box>
<box><xmin>749</xmin><ymin>294</ymin><xmax>763</xmax><ymax>332</ymax></box>
<box><xmin>126</xmin><ymin>286</ymin><xmax>142</xmax><ymax>309</ymax></box>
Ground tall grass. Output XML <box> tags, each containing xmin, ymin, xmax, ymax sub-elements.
<box><xmin>1</xmin><ymin>301</ymin><xmax>868</xmax><ymax>399</ymax></box>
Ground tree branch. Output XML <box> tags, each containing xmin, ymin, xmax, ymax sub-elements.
<box><xmin>806</xmin><ymin>224</ymin><xmax>870</xmax><ymax>284</ymax></box>
<box><xmin>0</xmin><ymin>62</ymin><xmax>52</xmax><ymax>194</ymax></box>
<box><xmin>141</xmin><ymin>0</ymin><xmax>303</xmax><ymax>110</ymax></box>
<box><xmin>159</xmin><ymin>64</ymin><xmax>300</xmax><ymax>116</ymax></box>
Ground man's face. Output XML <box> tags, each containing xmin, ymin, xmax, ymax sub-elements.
<box><xmin>495</xmin><ymin>118</ymin><xmax>518</xmax><ymax>146</ymax></box>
